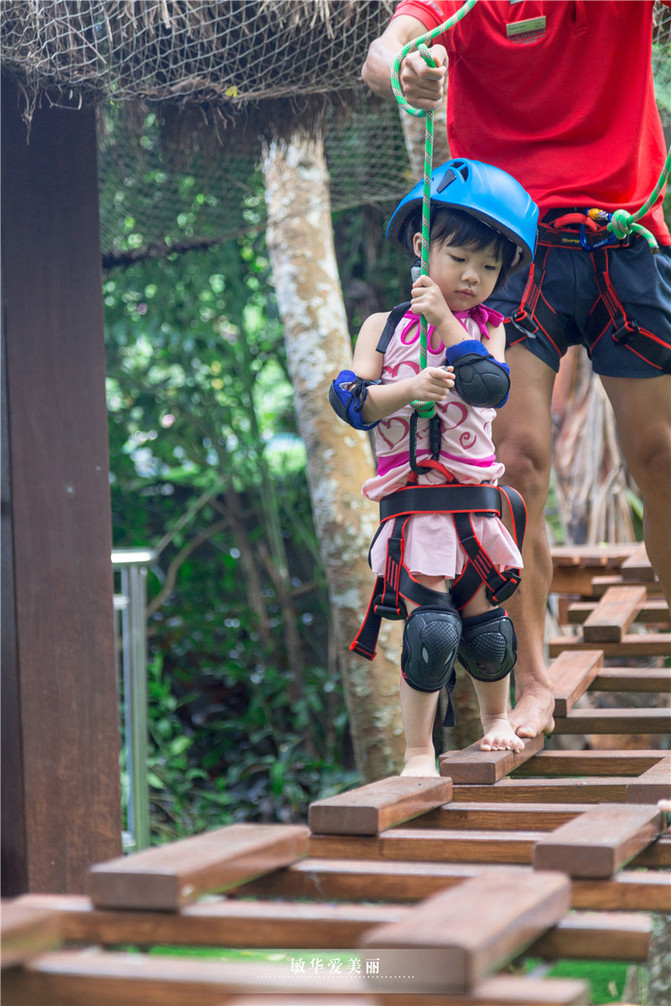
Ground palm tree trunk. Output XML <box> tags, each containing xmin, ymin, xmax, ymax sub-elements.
<box><xmin>263</xmin><ymin>133</ymin><xmax>405</xmax><ymax>781</ymax></box>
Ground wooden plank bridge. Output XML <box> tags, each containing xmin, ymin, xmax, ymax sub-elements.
<box><xmin>3</xmin><ymin>545</ymin><xmax>670</xmax><ymax>1005</ymax></box>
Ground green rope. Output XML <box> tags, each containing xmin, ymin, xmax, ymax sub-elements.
<box><xmin>391</xmin><ymin>0</ymin><xmax>478</xmax><ymax>418</ymax></box>
<box><xmin>595</xmin><ymin>147</ymin><xmax>671</xmax><ymax>252</ymax></box>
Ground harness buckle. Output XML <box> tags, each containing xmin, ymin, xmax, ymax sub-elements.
<box><xmin>373</xmin><ymin>597</ymin><xmax>407</xmax><ymax>621</ymax></box>
<box><xmin>487</xmin><ymin>572</ymin><xmax>521</xmax><ymax>605</ymax></box>
<box><xmin>612</xmin><ymin>320</ymin><xmax>640</xmax><ymax>345</ymax></box>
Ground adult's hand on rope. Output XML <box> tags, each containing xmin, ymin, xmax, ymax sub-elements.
<box><xmin>399</xmin><ymin>44</ymin><xmax>448</xmax><ymax>110</ymax></box>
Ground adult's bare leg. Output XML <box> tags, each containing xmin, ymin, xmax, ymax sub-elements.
<box><xmin>493</xmin><ymin>345</ymin><xmax>556</xmax><ymax>738</ymax></box>
<box><xmin>601</xmin><ymin>373</ymin><xmax>671</xmax><ymax>605</ymax></box>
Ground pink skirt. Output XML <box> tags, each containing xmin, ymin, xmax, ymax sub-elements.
<box><xmin>369</xmin><ymin>511</ymin><xmax>523</xmax><ymax>579</ymax></box>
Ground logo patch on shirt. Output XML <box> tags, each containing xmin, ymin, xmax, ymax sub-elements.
<box><xmin>506</xmin><ymin>15</ymin><xmax>546</xmax><ymax>43</ymax></box>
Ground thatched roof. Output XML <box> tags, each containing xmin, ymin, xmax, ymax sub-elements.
<box><xmin>1</xmin><ymin>1</ymin><xmax>396</xmax><ymax>141</ymax></box>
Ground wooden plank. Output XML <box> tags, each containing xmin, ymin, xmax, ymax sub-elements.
<box><xmin>551</xmin><ymin>707</ymin><xmax>671</xmax><ymax>735</ymax></box>
<box><xmin>1</xmin><ymin>75</ymin><xmax>122</xmax><ymax>897</ymax></box>
<box><xmin>533</xmin><ymin>803</ymin><xmax>663</xmax><ymax>878</ymax></box>
<box><xmin>1</xmin><ymin>901</ymin><xmax>62</xmax><ymax>970</ymax></box>
<box><xmin>550</xmin><ymin>568</ymin><xmax>601</xmax><ymax>596</ymax></box>
<box><xmin>439</xmin><ymin>735</ymin><xmax>544</xmax><ymax>784</ymax></box>
<box><xmin>549</xmin><ymin>633</ymin><xmax>671</xmax><ymax>658</ymax></box>
<box><xmin>309</xmin><ymin>827</ymin><xmax>543</xmax><ymax>866</ymax></box>
<box><xmin>359</xmin><ymin>869</ymin><xmax>570</xmax><ymax>994</ymax></box>
<box><xmin>581</xmin><ymin>585</ymin><xmax>647</xmax><ymax>642</ymax></box>
<box><xmin>3</xmin><ymin>955</ymin><xmax>589</xmax><ymax>1006</ymax></box>
<box><xmin>632</xmin><ymin>834</ymin><xmax>671</xmax><ymax>869</ymax></box>
<box><xmin>592</xmin><ymin>667</ymin><xmax>671</xmax><ymax>692</ymax></box>
<box><xmin>14</xmin><ymin>893</ymin><xmax>408</xmax><ymax>950</ymax></box>
<box><xmin>16</xmin><ymin>893</ymin><xmax>650</xmax><ymax>965</ymax></box>
<box><xmin>238</xmin><ymin>858</ymin><xmax>486</xmax><ymax>902</ymax></box>
<box><xmin>89</xmin><ymin>824</ymin><xmax>309</xmax><ymax>911</ymax></box>
<box><xmin>619</xmin><ymin>543</ymin><xmax>654</xmax><ymax>581</ymax></box>
<box><xmin>513</xmin><ymin>750</ymin><xmax>662</xmax><ymax>778</ymax></box>
<box><xmin>591</xmin><ymin>575</ymin><xmax>663</xmax><ymax>598</ymax></box>
<box><xmin>528</xmin><ymin>911</ymin><xmax>651</xmax><ymax>962</ymax></box>
<box><xmin>550</xmin><ymin>545</ymin><xmax>639</xmax><ymax>567</ymax></box>
<box><xmin>548</xmin><ymin>650</ymin><xmax>604</xmax><ymax>717</ymax></box>
<box><xmin>626</xmin><ymin>756</ymin><xmax>671</xmax><ymax>805</ymax></box>
<box><xmin>226</xmin><ymin>988</ymin><xmax>588</xmax><ymax>1006</ymax></box>
<box><xmin>309</xmin><ymin>776</ymin><xmax>452</xmax><ymax>836</ymax></box>
<box><xmin>568</xmin><ymin>599</ymin><xmax>669</xmax><ymax>628</ymax></box>
<box><xmin>0</xmin><ymin>949</ymin><xmax>367</xmax><ymax>1005</ymax></box>
<box><xmin>402</xmin><ymin>802</ymin><xmax>587</xmax><ymax>831</ymax></box>
<box><xmin>571</xmin><ymin>871</ymin><xmax>671</xmax><ymax>912</ymax></box>
<box><xmin>238</xmin><ymin>858</ymin><xmax>670</xmax><ymax>912</ymax></box>
<box><xmin>453</xmin><ymin>778</ymin><xmax>631</xmax><ymax>803</ymax></box>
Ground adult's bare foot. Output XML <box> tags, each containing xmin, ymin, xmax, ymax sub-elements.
<box><xmin>509</xmin><ymin>680</ymin><xmax>555</xmax><ymax>739</ymax></box>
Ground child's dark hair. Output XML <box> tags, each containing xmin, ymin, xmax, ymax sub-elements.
<box><xmin>401</xmin><ymin>206</ymin><xmax>517</xmax><ymax>290</ymax></box>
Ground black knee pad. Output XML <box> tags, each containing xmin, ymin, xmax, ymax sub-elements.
<box><xmin>458</xmin><ymin>607</ymin><xmax>517</xmax><ymax>682</ymax></box>
<box><xmin>401</xmin><ymin>602</ymin><xmax>462</xmax><ymax>692</ymax></box>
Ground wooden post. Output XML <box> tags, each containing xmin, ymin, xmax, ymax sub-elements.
<box><xmin>1</xmin><ymin>76</ymin><xmax>122</xmax><ymax>895</ymax></box>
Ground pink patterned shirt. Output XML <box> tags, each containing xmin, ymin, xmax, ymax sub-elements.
<box><xmin>363</xmin><ymin>304</ymin><xmax>506</xmax><ymax>503</ymax></box>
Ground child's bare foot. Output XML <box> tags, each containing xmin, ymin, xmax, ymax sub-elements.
<box><xmin>401</xmin><ymin>748</ymin><xmax>439</xmax><ymax>776</ymax></box>
<box><xmin>480</xmin><ymin>715</ymin><xmax>525</xmax><ymax>753</ymax></box>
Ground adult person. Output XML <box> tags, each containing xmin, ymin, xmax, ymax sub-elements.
<box><xmin>362</xmin><ymin>0</ymin><xmax>671</xmax><ymax>740</ymax></box>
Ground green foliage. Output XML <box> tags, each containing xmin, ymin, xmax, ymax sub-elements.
<box><xmin>105</xmin><ymin>220</ymin><xmax>357</xmax><ymax>842</ymax></box>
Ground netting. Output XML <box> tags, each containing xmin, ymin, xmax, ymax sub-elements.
<box><xmin>97</xmin><ymin>96</ymin><xmax>414</xmax><ymax>265</ymax></box>
<box><xmin>1</xmin><ymin>1</ymin><xmax>394</xmax><ymax>129</ymax></box>
<box><xmin>2</xmin><ymin>1</ymin><xmax>669</xmax><ymax>266</ymax></box>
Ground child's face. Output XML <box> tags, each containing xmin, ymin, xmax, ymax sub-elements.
<box><xmin>413</xmin><ymin>233</ymin><xmax>503</xmax><ymax>312</ymax></box>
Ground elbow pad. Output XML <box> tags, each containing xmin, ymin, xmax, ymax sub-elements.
<box><xmin>329</xmin><ymin>370</ymin><xmax>381</xmax><ymax>430</ymax></box>
<box><xmin>444</xmin><ymin>340</ymin><xmax>510</xmax><ymax>408</ymax></box>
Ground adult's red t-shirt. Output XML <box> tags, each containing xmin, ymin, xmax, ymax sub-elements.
<box><xmin>392</xmin><ymin>0</ymin><xmax>670</xmax><ymax>243</ymax></box>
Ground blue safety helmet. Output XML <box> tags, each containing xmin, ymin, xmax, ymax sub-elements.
<box><xmin>386</xmin><ymin>158</ymin><xmax>538</xmax><ymax>272</ymax></box>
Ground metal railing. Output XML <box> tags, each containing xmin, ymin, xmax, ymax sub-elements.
<box><xmin>113</xmin><ymin>547</ymin><xmax>155</xmax><ymax>852</ymax></box>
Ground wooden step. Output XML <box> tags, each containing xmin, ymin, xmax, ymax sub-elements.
<box><xmin>626</xmin><ymin>756</ymin><xmax>671</xmax><ymax>804</ymax></box>
<box><xmin>89</xmin><ymin>823</ymin><xmax>308</xmax><ymax>911</ymax></box>
<box><xmin>549</xmin><ymin>632</ymin><xmax>671</xmax><ymax>658</ymax></box>
<box><xmin>548</xmin><ymin>650</ymin><xmax>604</xmax><ymax>717</ymax></box>
<box><xmin>309</xmin><ymin>776</ymin><xmax>452</xmax><ymax>836</ymax></box>
<box><xmin>592</xmin><ymin>666</ymin><xmax>671</xmax><ymax>692</ymax></box>
<box><xmin>358</xmin><ymin>869</ymin><xmax>570</xmax><ymax>994</ymax></box>
<box><xmin>581</xmin><ymin>585</ymin><xmax>647</xmax><ymax>642</ymax></box>
<box><xmin>568</xmin><ymin>598</ymin><xmax>669</xmax><ymax>629</ymax></box>
<box><xmin>309</xmin><ymin>827</ymin><xmax>543</xmax><ymax>866</ymax></box>
<box><xmin>439</xmin><ymin>735</ymin><xmax>544</xmax><ymax>784</ymax></box>
<box><xmin>1</xmin><ymin>901</ymin><xmax>62</xmax><ymax>970</ymax></box>
<box><xmin>532</xmin><ymin>803</ymin><xmax>663</xmax><ymax>878</ymax></box>
<box><xmin>552</xmin><ymin>707</ymin><xmax>671</xmax><ymax>735</ymax></box>
<box><xmin>2</xmin><ymin>951</ymin><xmax>590</xmax><ymax>1006</ymax></box>
<box><xmin>552</xmin><ymin>631</ymin><xmax>671</xmax><ymax>658</ymax></box>
<box><xmin>513</xmin><ymin>750</ymin><xmax>663</xmax><ymax>777</ymax></box>
<box><xmin>15</xmin><ymin>894</ymin><xmax>652</xmax><ymax>964</ymax></box>
<box><xmin>238</xmin><ymin>857</ymin><xmax>671</xmax><ymax>912</ymax></box>
<box><xmin>619</xmin><ymin>543</ymin><xmax>655</xmax><ymax>581</ymax></box>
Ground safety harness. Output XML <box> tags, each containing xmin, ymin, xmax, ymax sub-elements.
<box><xmin>351</xmin><ymin>479</ymin><xmax>526</xmax><ymax>661</ymax></box>
<box><xmin>350</xmin><ymin>303</ymin><xmax>526</xmax><ymax>661</ymax></box>
<box><xmin>508</xmin><ymin>215</ymin><xmax>671</xmax><ymax>374</ymax></box>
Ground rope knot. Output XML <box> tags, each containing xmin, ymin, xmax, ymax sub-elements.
<box><xmin>609</xmin><ymin>208</ymin><xmax>635</xmax><ymax>240</ymax></box>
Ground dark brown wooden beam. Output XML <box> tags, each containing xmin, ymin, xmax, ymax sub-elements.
<box><xmin>1</xmin><ymin>75</ymin><xmax>122</xmax><ymax>894</ymax></box>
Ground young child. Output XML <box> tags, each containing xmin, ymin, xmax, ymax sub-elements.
<box><xmin>331</xmin><ymin>159</ymin><xmax>538</xmax><ymax>776</ymax></box>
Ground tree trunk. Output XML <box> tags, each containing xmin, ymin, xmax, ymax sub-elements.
<box><xmin>263</xmin><ymin>133</ymin><xmax>405</xmax><ymax>782</ymax></box>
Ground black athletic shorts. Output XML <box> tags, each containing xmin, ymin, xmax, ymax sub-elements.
<box><xmin>488</xmin><ymin>238</ymin><xmax>671</xmax><ymax>378</ymax></box>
